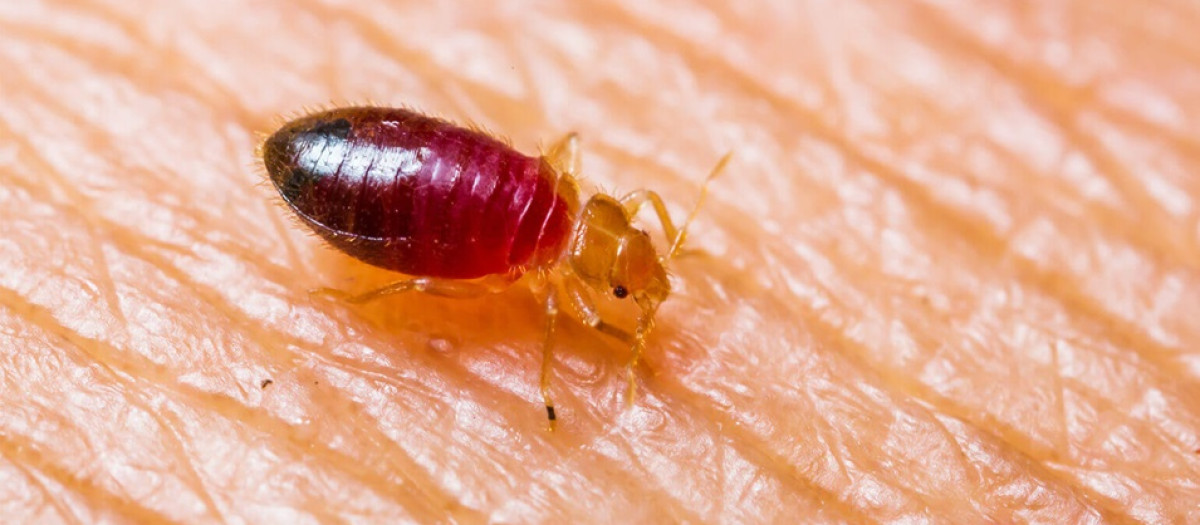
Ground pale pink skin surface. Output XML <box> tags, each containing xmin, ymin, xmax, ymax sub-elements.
<box><xmin>1</xmin><ymin>1</ymin><xmax>1198</xmax><ymax>523</ymax></box>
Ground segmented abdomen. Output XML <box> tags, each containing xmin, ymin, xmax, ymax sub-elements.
<box><xmin>262</xmin><ymin>107</ymin><xmax>576</xmax><ymax>279</ymax></box>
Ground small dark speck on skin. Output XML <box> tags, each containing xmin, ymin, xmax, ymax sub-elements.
<box><xmin>261</xmin><ymin>379</ymin><xmax>273</xmax><ymax>389</ymax></box>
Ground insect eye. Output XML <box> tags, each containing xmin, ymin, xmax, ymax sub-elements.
<box><xmin>612</xmin><ymin>285</ymin><xmax>629</xmax><ymax>299</ymax></box>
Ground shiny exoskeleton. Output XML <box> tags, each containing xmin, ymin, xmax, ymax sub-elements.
<box><xmin>261</xmin><ymin>106</ymin><xmax>728</xmax><ymax>428</ymax></box>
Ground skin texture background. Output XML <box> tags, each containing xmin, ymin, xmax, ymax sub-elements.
<box><xmin>1</xmin><ymin>0</ymin><xmax>1199</xmax><ymax>522</ymax></box>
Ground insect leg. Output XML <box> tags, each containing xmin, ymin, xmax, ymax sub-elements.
<box><xmin>560</xmin><ymin>269</ymin><xmax>659</xmax><ymax>411</ymax></box>
<box><xmin>544</xmin><ymin>132</ymin><xmax>581</xmax><ymax>177</ymax></box>
<box><xmin>627</xmin><ymin>307</ymin><xmax>657</xmax><ymax>410</ymax></box>
<box><xmin>541</xmin><ymin>285</ymin><xmax>560</xmax><ymax>430</ymax></box>
<box><xmin>622</xmin><ymin>153</ymin><xmax>732</xmax><ymax>260</ymax></box>
<box><xmin>311</xmin><ymin>277</ymin><xmax>504</xmax><ymax>304</ymax></box>
<box><xmin>619</xmin><ymin>190</ymin><xmax>680</xmax><ymax>247</ymax></box>
<box><xmin>562</xmin><ymin>271</ymin><xmax>655</xmax><ymax>410</ymax></box>
<box><xmin>561</xmin><ymin>272</ymin><xmax>634</xmax><ymax>343</ymax></box>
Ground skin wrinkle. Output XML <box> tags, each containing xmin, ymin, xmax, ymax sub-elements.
<box><xmin>0</xmin><ymin>7</ymin><xmax>230</xmax><ymax>131</ymax></box>
<box><xmin>127</xmin><ymin>261</ymin><xmax>476</xmax><ymax>516</ymax></box>
<box><xmin>864</xmin><ymin>198</ymin><xmax>1200</xmax><ymax>465</ymax></box>
<box><xmin>0</xmin><ymin>293</ymin><xmax>225</xmax><ymax>521</ymax></box>
<box><xmin>19</xmin><ymin>287</ymin><xmax>250</xmax><ymax>525</ymax></box>
<box><xmin>787</xmin><ymin>220</ymin><xmax>1190</xmax><ymax>513</ymax></box>
<box><xmin>600</xmin><ymin>382</ymin><xmax>843</xmax><ymax>521</ymax></box>
<box><xmin>1051</xmin><ymin>338</ymin><xmax>1072</xmax><ymax>458</ymax></box>
<box><xmin>655</xmin><ymin>310</ymin><xmax>967</xmax><ymax>520</ymax></box>
<box><xmin>682</xmin><ymin>186</ymin><xmax>1159</xmax><ymax>519</ymax></box>
<box><xmin>72</xmin><ymin>204</ymin><xmax>128</xmax><ymax>331</ymax></box>
<box><xmin>194</xmin><ymin>372</ymin><xmax>459</xmax><ymax>523</ymax></box>
<box><xmin>307</xmin><ymin>4</ymin><xmax>477</xmax><ymax>103</ymax></box>
<box><xmin>5</xmin><ymin>114</ymin><xmax>144</xmax><ymax>312</ymax></box>
<box><xmin>979</xmin><ymin>0</ymin><xmax>1200</xmax><ymax>106</ymax></box>
<box><xmin>914</xmin><ymin>1</ymin><xmax>1200</xmax><ymax>243</ymax></box>
<box><xmin>5</xmin><ymin>460</ymin><xmax>86</xmax><ymax>525</ymax></box>
<box><xmin>63</xmin><ymin>262</ymin><xmax>458</xmax><ymax>520</ymax></box>
<box><xmin>806</xmin><ymin>340</ymin><xmax>1060</xmax><ymax>517</ymax></box>
<box><xmin>591</xmin><ymin>428</ymin><xmax>711</xmax><ymax>525</ymax></box>
<box><xmin>919</xmin><ymin>383</ymin><xmax>1123</xmax><ymax>518</ymax></box>
<box><xmin>0</xmin><ymin>434</ymin><xmax>167</xmax><ymax>524</ymax></box>
<box><xmin>934</xmin><ymin>414</ymin><xmax>1110</xmax><ymax>524</ymax></box>
<box><xmin>772</xmin><ymin>87</ymin><xmax>1199</xmax><ymax>422</ymax></box>
<box><xmin>4</xmin><ymin>99</ymin><xmax>266</xmax><ymax>282</ymax></box>
<box><xmin>3</xmin><ymin>0</ymin><xmax>1200</xmax><ymax>522</ymax></box>
<box><xmin>911</xmin><ymin>4</ymin><xmax>1200</xmax><ymax>265</ymax></box>
<box><xmin>5</xmin><ymin>100</ymin><xmax>270</xmax><ymax>308</ymax></box>
<box><xmin>647</xmin><ymin>293</ymin><xmax>966</xmax><ymax>518</ymax></box>
<box><xmin>74</xmin><ymin>0</ymin><xmax>260</xmax><ymax>119</ymax></box>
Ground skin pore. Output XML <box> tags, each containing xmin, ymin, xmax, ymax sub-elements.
<box><xmin>1</xmin><ymin>1</ymin><xmax>1198</xmax><ymax>522</ymax></box>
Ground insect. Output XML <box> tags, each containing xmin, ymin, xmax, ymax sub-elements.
<box><xmin>260</xmin><ymin>106</ymin><xmax>728</xmax><ymax>427</ymax></box>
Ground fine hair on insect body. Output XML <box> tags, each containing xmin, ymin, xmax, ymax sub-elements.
<box><xmin>260</xmin><ymin>106</ymin><xmax>729</xmax><ymax>428</ymax></box>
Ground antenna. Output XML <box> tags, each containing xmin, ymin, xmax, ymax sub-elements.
<box><xmin>666</xmin><ymin>152</ymin><xmax>733</xmax><ymax>261</ymax></box>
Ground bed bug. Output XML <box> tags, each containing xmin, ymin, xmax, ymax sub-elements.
<box><xmin>260</xmin><ymin>106</ymin><xmax>728</xmax><ymax>427</ymax></box>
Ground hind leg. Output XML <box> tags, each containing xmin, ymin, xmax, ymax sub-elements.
<box><xmin>311</xmin><ymin>276</ymin><xmax>511</xmax><ymax>304</ymax></box>
<box><xmin>540</xmin><ymin>286</ymin><xmax>561</xmax><ymax>430</ymax></box>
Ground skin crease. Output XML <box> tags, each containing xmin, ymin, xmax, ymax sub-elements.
<box><xmin>0</xmin><ymin>0</ymin><xmax>1199</xmax><ymax>522</ymax></box>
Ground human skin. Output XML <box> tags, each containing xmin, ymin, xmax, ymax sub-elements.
<box><xmin>1</xmin><ymin>0</ymin><xmax>1198</xmax><ymax>522</ymax></box>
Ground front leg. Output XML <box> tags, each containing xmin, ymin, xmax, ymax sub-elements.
<box><xmin>561</xmin><ymin>270</ymin><xmax>655</xmax><ymax>410</ymax></box>
<box><xmin>619</xmin><ymin>189</ymin><xmax>680</xmax><ymax>248</ymax></box>
<box><xmin>561</xmin><ymin>271</ymin><xmax>633</xmax><ymax>343</ymax></box>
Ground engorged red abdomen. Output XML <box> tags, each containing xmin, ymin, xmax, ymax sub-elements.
<box><xmin>262</xmin><ymin>107</ymin><xmax>578</xmax><ymax>279</ymax></box>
